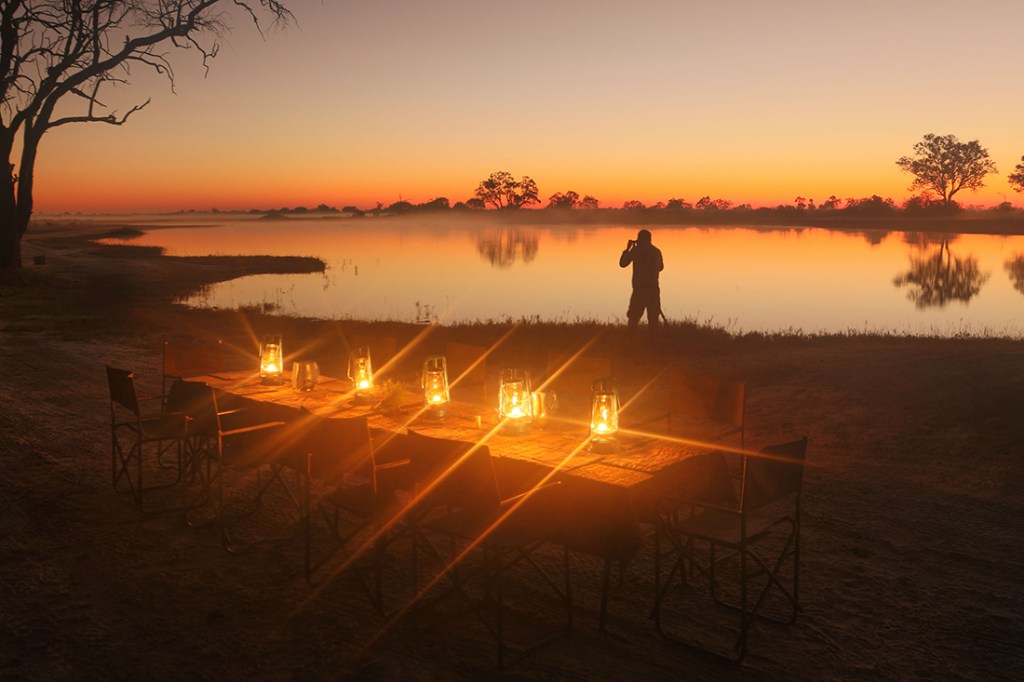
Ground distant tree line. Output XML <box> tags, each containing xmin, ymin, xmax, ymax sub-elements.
<box><xmin>361</xmin><ymin>137</ymin><xmax>1024</xmax><ymax>219</ymax></box>
<box><xmin>179</xmin><ymin>136</ymin><xmax>1024</xmax><ymax>223</ymax></box>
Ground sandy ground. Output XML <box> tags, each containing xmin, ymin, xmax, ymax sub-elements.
<box><xmin>1</xmin><ymin>222</ymin><xmax>1022</xmax><ymax>681</ymax></box>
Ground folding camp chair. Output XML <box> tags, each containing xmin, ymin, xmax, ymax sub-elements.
<box><xmin>166</xmin><ymin>380</ymin><xmax>289</xmax><ymax>545</ymax></box>
<box><xmin>106</xmin><ymin>366</ymin><xmax>189</xmax><ymax>513</ymax></box>
<box><xmin>303</xmin><ymin>420</ymin><xmax>413</xmax><ymax>613</ymax></box>
<box><xmin>405</xmin><ymin>430</ymin><xmax>572</xmax><ymax>669</ymax></box>
<box><xmin>651</xmin><ymin>437</ymin><xmax>807</xmax><ymax>661</ymax></box>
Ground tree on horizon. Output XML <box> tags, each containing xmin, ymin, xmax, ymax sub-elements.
<box><xmin>895</xmin><ymin>133</ymin><xmax>997</xmax><ymax>206</ymax></box>
<box><xmin>547</xmin><ymin>190</ymin><xmax>580</xmax><ymax>209</ymax></box>
<box><xmin>0</xmin><ymin>0</ymin><xmax>292</xmax><ymax>270</ymax></box>
<box><xmin>1009</xmin><ymin>156</ymin><xmax>1024</xmax><ymax>194</ymax></box>
<box><xmin>473</xmin><ymin>171</ymin><xmax>540</xmax><ymax>209</ymax></box>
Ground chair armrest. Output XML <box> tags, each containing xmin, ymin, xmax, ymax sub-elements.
<box><xmin>220</xmin><ymin>420</ymin><xmax>287</xmax><ymax>438</ymax></box>
<box><xmin>374</xmin><ymin>459</ymin><xmax>414</xmax><ymax>495</ymax></box>
<box><xmin>501</xmin><ymin>480</ymin><xmax>562</xmax><ymax>507</ymax></box>
<box><xmin>376</xmin><ymin>459</ymin><xmax>411</xmax><ymax>471</ymax></box>
<box><xmin>495</xmin><ymin>481</ymin><xmax>565</xmax><ymax>541</ymax></box>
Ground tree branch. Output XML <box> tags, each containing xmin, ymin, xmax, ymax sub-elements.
<box><xmin>49</xmin><ymin>98</ymin><xmax>150</xmax><ymax>128</ymax></box>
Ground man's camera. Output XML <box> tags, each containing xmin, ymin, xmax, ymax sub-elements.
<box><xmin>627</xmin><ymin>239</ymin><xmax>636</xmax><ymax>247</ymax></box>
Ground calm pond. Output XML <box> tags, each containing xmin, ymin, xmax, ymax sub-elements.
<box><xmin>98</xmin><ymin>215</ymin><xmax>1024</xmax><ymax>337</ymax></box>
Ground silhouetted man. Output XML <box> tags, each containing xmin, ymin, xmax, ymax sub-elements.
<box><xmin>619</xmin><ymin>228</ymin><xmax>664</xmax><ymax>330</ymax></box>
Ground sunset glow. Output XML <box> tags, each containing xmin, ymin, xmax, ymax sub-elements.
<box><xmin>30</xmin><ymin>0</ymin><xmax>1024</xmax><ymax>213</ymax></box>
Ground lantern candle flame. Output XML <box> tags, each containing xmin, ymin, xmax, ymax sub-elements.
<box><xmin>498</xmin><ymin>368</ymin><xmax>533</xmax><ymax>434</ymax></box>
<box><xmin>348</xmin><ymin>346</ymin><xmax>376</xmax><ymax>404</ymax></box>
<box><xmin>422</xmin><ymin>355</ymin><xmax>450</xmax><ymax>418</ymax></box>
<box><xmin>589</xmin><ymin>376</ymin><xmax>620</xmax><ymax>452</ymax></box>
<box><xmin>259</xmin><ymin>334</ymin><xmax>284</xmax><ymax>385</ymax></box>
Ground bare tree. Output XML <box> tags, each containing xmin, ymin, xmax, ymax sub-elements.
<box><xmin>895</xmin><ymin>133</ymin><xmax>997</xmax><ymax>206</ymax></box>
<box><xmin>1009</xmin><ymin>155</ymin><xmax>1024</xmax><ymax>194</ymax></box>
<box><xmin>0</xmin><ymin>0</ymin><xmax>292</xmax><ymax>269</ymax></box>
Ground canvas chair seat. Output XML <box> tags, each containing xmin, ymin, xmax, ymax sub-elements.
<box><xmin>137</xmin><ymin>412</ymin><xmax>190</xmax><ymax>441</ymax></box>
<box><xmin>424</xmin><ymin>486</ymin><xmax>563</xmax><ymax>551</ymax></box>
<box><xmin>670</xmin><ymin>506</ymin><xmax>787</xmax><ymax>547</ymax></box>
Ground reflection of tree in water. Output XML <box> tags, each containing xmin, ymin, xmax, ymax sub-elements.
<box><xmin>477</xmin><ymin>228</ymin><xmax>539</xmax><ymax>268</ymax></box>
<box><xmin>1006</xmin><ymin>254</ymin><xmax>1024</xmax><ymax>295</ymax></box>
<box><xmin>893</xmin><ymin>239</ymin><xmax>989</xmax><ymax>308</ymax></box>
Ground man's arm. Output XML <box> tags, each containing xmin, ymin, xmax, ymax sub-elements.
<box><xmin>619</xmin><ymin>241</ymin><xmax>634</xmax><ymax>268</ymax></box>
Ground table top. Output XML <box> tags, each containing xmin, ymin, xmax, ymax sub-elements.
<box><xmin>191</xmin><ymin>369</ymin><xmax>732</xmax><ymax>560</ymax></box>
<box><xmin>195</xmin><ymin>369</ymin><xmax>713</xmax><ymax>492</ymax></box>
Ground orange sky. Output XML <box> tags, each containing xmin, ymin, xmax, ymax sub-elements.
<box><xmin>28</xmin><ymin>0</ymin><xmax>1024</xmax><ymax>213</ymax></box>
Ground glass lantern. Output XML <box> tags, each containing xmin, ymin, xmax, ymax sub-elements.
<box><xmin>348</xmin><ymin>346</ymin><xmax>376</xmax><ymax>404</ymax></box>
<box><xmin>589</xmin><ymin>376</ymin><xmax>620</xmax><ymax>452</ymax></box>
<box><xmin>259</xmin><ymin>334</ymin><xmax>284</xmax><ymax>385</ymax></box>
<box><xmin>498</xmin><ymin>367</ymin><xmax>533</xmax><ymax>434</ymax></box>
<box><xmin>421</xmin><ymin>355</ymin><xmax>450</xmax><ymax>418</ymax></box>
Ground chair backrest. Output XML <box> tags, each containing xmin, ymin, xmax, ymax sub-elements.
<box><xmin>741</xmin><ymin>437</ymin><xmax>807</xmax><ymax>512</ymax></box>
<box><xmin>162</xmin><ymin>340</ymin><xmax>224</xmax><ymax>402</ymax></box>
<box><xmin>165</xmin><ymin>379</ymin><xmax>220</xmax><ymax>437</ymax></box>
<box><xmin>299</xmin><ymin>412</ymin><xmax>373</xmax><ymax>485</ymax></box>
<box><xmin>445</xmin><ymin>341</ymin><xmax>491</xmax><ymax>405</ymax></box>
<box><xmin>545</xmin><ymin>353</ymin><xmax>613</xmax><ymax>394</ymax></box>
<box><xmin>446</xmin><ymin>341</ymin><xmax>488</xmax><ymax>389</ymax></box>
<box><xmin>106</xmin><ymin>366</ymin><xmax>141</xmax><ymax>417</ymax></box>
<box><xmin>406</xmin><ymin>430</ymin><xmax>501</xmax><ymax>515</ymax></box>
<box><xmin>163</xmin><ymin>339</ymin><xmax>224</xmax><ymax>379</ymax></box>
<box><xmin>351</xmin><ymin>335</ymin><xmax>397</xmax><ymax>370</ymax></box>
<box><xmin>669</xmin><ymin>369</ymin><xmax>746</xmax><ymax>439</ymax></box>
<box><xmin>685</xmin><ymin>450</ymin><xmax>741</xmax><ymax>509</ymax></box>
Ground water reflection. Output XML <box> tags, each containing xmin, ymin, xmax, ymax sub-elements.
<box><xmin>476</xmin><ymin>227</ymin><xmax>539</xmax><ymax>268</ymax></box>
<box><xmin>893</xmin><ymin>239</ymin><xmax>989</xmax><ymax>308</ymax></box>
<box><xmin>89</xmin><ymin>217</ymin><xmax>1024</xmax><ymax>336</ymax></box>
<box><xmin>1005</xmin><ymin>254</ymin><xmax>1024</xmax><ymax>295</ymax></box>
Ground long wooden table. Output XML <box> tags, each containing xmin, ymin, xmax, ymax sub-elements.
<box><xmin>194</xmin><ymin>370</ymin><xmax>730</xmax><ymax>561</ymax></box>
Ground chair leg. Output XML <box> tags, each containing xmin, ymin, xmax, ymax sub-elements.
<box><xmin>598</xmin><ymin>557</ymin><xmax>612</xmax><ymax>633</ymax></box>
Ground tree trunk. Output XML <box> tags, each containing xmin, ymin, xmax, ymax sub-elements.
<box><xmin>0</xmin><ymin>220</ymin><xmax>21</xmax><ymax>268</ymax></box>
<box><xmin>0</xmin><ymin>176</ymin><xmax>22</xmax><ymax>270</ymax></box>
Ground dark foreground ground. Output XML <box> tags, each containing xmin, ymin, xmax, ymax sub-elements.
<box><xmin>1</xmin><ymin>223</ymin><xmax>1022</xmax><ymax>680</ymax></box>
